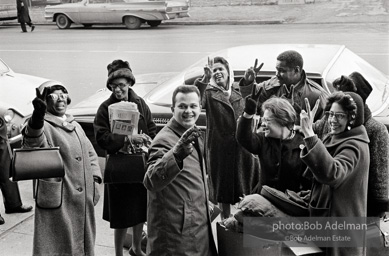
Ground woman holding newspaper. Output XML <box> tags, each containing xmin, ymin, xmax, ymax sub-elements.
<box><xmin>94</xmin><ymin>59</ymin><xmax>156</xmax><ymax>256</ymax></box>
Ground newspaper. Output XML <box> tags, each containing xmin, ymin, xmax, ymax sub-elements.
<box><xmin>108</xmin><ymin>101</ymin><xmax>139</xmax><ymax>135</ymax></box>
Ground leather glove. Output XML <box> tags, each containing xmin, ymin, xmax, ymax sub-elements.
<box><xmin>29</xmin><ymin>87</ymin><xmax>48</xmax><ymax>130</ymax></box>
<box><xmin>173</xmin><ymin>125</ymin><xmax>201</xmax><ymax>162</ymax></box>
<box><xmin>128</xmin><ymin>133</ymin><xmax>152</xmax><ymax>147</ymax></box>
<box><xmin>243</xmin><ymin>84</ymin><xmax>263</xmax><ymax>115</ymax></box>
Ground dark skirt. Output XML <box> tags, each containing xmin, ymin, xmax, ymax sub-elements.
<box><xmin>102</xmin><ymin>183</ymin><xmax>147</xmax><ymax>229</ymax></box>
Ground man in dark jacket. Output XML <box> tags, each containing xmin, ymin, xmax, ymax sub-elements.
<box><xmin>241</xmin><ymin>50</ymin><xmax>329</xmax><ymax>124</ymax></box>
<box><xmin>0</xmin><ymin>116</ymin><xmax>32</xmax><ymax>225</ymax></box>
<box><xmin>16</xmin><ymin>0</ymin><xmax>35</xmax><ymax>32</ymax></box>
<box><xmin>144</xmin><ymin>85</ymin><xmax>217</xmax><ymax>256</ymax></box>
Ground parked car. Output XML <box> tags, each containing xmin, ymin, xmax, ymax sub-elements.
<box><xmin>44</xmin><ymin>0</ymin><xmax>190</xmax><ymax>30</ymax></box>
<box><xmin>0</xmin><ymin>58</ymin><xmax>50</xmax><ymax>147</ymax></box>
<box><xmin>67</xmin><ymin>44</ymin><xmax>389</xmax><ymax>156</ymax></box>
<box><xmin>0</xmin><ymin>0</ymin><xmax>17</xmax><ymax>21</ymax></box>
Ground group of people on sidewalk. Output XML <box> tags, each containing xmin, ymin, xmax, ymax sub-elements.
<box><xmin>2</xmin><ymin>47</ymin><xmax>388</xmax><ymax>256</ymax></box>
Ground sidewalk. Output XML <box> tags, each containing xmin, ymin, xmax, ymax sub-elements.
<box><xmin>1</xmin><ymin>0</ymin><xmax>388</xmax><ymax>26</ymax></box>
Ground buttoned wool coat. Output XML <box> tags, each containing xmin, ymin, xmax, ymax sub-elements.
<box><xmin>23</xmin><ymin>113</ymin><xmax>102</xmax><ymax>256</ymax></box>
<box><xmin>195</xmin><ymin>79</ymin><xmax>260</xmax><ymax>204</ymax></box>
<box><xmin>16</xmin><ymin>0</ymin><xmax>31</xmax><ymax>23</ymax></box>
<box><xmin>144</xmin><ymin>118</ymin><xmax>218</xmax><ymax>256</ymax></box>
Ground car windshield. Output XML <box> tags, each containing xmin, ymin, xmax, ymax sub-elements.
<box><xmin>0</xmin><ymin>59</ymin><xmax>10</xmax><ymax>75</ymax></box>
<box><xmin>326</xmin><ymin>48</ymin><xmax>389</xmax><ymax>115</ymax></box>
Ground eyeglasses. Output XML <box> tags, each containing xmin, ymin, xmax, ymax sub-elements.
<box><xmin>325</xmin><ymin>111</ymin><xmax>347</xmax><ymax>121</ymax></box>
<box><xmin>109</xmin><ymin>83</ymin><xmax>128</xmax><ymax>89</ymax></box>
<box><xmin>49</xmin><ymin>93</ymin><xmax>68</xmax><ymax>101</ymax></box>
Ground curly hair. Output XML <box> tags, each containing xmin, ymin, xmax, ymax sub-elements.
<box><xmin>277</xmin><ymin>50</ymin><xmax>304</xmax><ymax>69</ymax></box>
<box><xmin>324</xmin><ymin>92</ymin><xmax>357</xmax><ymax>123</ymax></box>
<box><xmin>262</xmin><ymin>97</ymin><xmax>296</xmax><ymax>130</ymax></box>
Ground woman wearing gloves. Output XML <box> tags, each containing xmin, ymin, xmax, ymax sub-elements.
<box><xmin>194</xmin><ymin>57</ymin><xmax>261</xmax><ymax>220</ymax></box>
<box><xmin>94</xmin><ymin>59</ymin><xmax>156</xmax><ymax>256</ymax></box>
<box><xmin>23</xmin><ymin>81</ymin><xmax>102</xmax><ymax>256</ymax></box>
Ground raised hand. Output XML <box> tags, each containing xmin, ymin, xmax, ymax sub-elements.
<box><xmin>244</xmin><ymin>85</ymin><xmax>264</xmax><ymax>115</ymax></box>
<box><xmin>243</xmin><ymin>59</ymin><xmax>264</xmax><ymax>85</ymax></box>
<box><xmin>29</xmin><ymin>87</ymin><xmax>48</xmax><ymax>129</ymax></box>
<box><xmin>300</xmin><ymin>98</ymin><xmax>319</xmax><ymax>138</ymax></box>
<box><xmin>201</xmin><ymin>57</ymin><xmax>214</xmax><ymax>84</ymax></box>
<box><xmin>173</xmin><ymin>125</ymin><xmax>201</xmax><ymax>161</ymax></box>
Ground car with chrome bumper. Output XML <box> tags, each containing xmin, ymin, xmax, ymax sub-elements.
<box><xmin>44</xmin><ymin>0</ymin><xmax>190</xmax><ymax>29</ymax></box>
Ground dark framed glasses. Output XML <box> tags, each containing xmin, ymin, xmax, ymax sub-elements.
<box><xmin>49</xmin><ymin>93</ymin><xmax>68</xmax><ymax>101</ymax></box>
<box><xmin>325</xmin><ymin>111</ymin><xmax>347</xmax><ymax>121</ymax></box>
<box><xmin>109</xmin><ymin>82</ymin><xmax>128</xmax><ymax>89</ymax></box>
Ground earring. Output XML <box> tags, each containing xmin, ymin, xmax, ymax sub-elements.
<box><xmin>347</xmin><ymin>126</ymin><xmax>351</xmax><ymax>130</ymax></box>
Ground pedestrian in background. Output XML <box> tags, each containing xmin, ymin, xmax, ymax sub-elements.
<box><xmin>16</xmin><ymin>0</ymin><xmax>35</xmax><ymax>33</ymax></box>
<box><xmin>194</xmin><ymin>56</ymin><xmax>260</xmax><ymax>220</ymax></box>
<box><xmin>94</xmin><ymin>59</ymin><xmax>156</xmax><ymax>256</ymax></box>
<box><xmin>144</xmin><ymin>85</ymin><xmax>218</xmax><ymax>256</ymax></box>
<box><xmin>23</xmin><ymin>80</ymin><xmax>102</xmax><ymax>255</ymax></box>
<box><xmin>0</xmin><ymin>116</ymin><xmax>32</xmax><ymax>225</ymax></box>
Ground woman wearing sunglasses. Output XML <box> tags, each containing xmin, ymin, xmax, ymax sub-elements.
<box><xmin>22</xmin><ymin>80</ymin><xmax>102</xmax><ymax>255</ymax></box>
<box><xmin>300</xmin><ymin>92</ymin><xmax>369</xmax><ymax>256</ymax></box>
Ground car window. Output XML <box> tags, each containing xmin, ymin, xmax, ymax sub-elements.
<box><xmin>326</xmin><ymin>48</ymin><xmax>389</xmax><ymax>114</ymax></box>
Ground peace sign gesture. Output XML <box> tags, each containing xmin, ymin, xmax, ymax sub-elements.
<box><xmin>300</xmin><ymin>98</ymin><xmax>319</xmax><ymax>138</ymax></box>
<box><xmin>243</xmin><ymin>59</ymin><xmax>264</xmax><ymax>85</ymax></box>
<box><xmin>201</xmin><ymin>57</ymin><xmax>214</xmax><ymax>84</ymax></box>
<box><xmin>32</xmin><ymin>87</ymin><xmax>48</xmax><ymax>114</ymax></box>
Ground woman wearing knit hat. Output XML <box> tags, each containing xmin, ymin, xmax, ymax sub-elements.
<box><xmin>94</xmin><ymin>60</ymin><xmax>156</xmax><ymax>256</ymax></box>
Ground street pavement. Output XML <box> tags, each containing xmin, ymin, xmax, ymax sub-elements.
<box><xmin>0</xmin><ymin>0</ymin><xmax>388</xmax><ymax>255</ymax></box>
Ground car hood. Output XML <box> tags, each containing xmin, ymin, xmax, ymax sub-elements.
<box><xmin>0</xmin><ymin>72</ymin><xmax>48</xmax><ymax>116</ymax></box>
<box><xmin>68</xmin><ymin>72</ymin><xmax>177</xmax><ymax>118</ymax></box>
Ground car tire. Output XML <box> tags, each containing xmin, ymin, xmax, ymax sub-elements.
<box><xmin>124</xmin><ymin>16</ymin><xmax>141</xmax><ymax>30</ymax></box>
<box><xmin>147</xmin><ymin>20</ymin><xmax>162</xmax><ymax>27</ymax></box>
<box><xmin>56</xmin><ymin>14</ymin><xmax>71</xmax><ymax>29</ymax></box>
<box><xmin>83</xmin><ymin>24</ymin><xmax>93</xmax><ymax>28</ymax></box>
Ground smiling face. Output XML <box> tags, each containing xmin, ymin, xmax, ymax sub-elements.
<box><xmin>110</xmin><ymin>77</ymin><xmax>130</xmax><ymax>101</ymax></box>
<box><xmin>327</xmin><ymin>102</ymin><xmax>349</xmax><ymax>135</ymax></box>
<box><xmin>275</xmin><ymin>60</ymin><xmax>301</xmax><ymax>86</ymax></box>
<box><xmin>261</xmin><ymin>109</ymin><xmax>285</xmax><ymax>138</ymax></box>
<box><xmin>47</xmin><ymin>89</ymin><xmax>68</xmax><ymax>117</ymax></box>
<box><xmin>171</xmin><ymin>92</ymin><xmax>201</xmax><ymax>129</ymax></box>
<box><xmin>212</xmin><ymin>62</ymin><xmax>229</xmax><ymax>88</ymax></box>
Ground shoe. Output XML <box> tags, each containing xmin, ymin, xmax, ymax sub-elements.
<box><xmin>0</xmin><ymin>215</ymin><xmax>4</xmax><ymax>225</ymax></box>
<box><xmin>5</xmin><ymin>205</ymin><xmax>33</xmax><ymax>214</ymax></box>
<box><xmin>31</xmin><ymin>25</ymin><xmax>35</xmax><ymax>32</ymax></box>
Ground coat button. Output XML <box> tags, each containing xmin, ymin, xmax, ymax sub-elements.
<box><xmin>62</xmin><ymin>121</ymin><xmax>68</xmax><ymax>126</ymax></box>
<box><xmin>77</xmin><ymin>187</ymin><xmax>83</xmax><ymax>192</ymax></box>
<box><xmin>76</xmin><ymin>157</ymin><xmax>81</xmax><ymax>161</ymax></box>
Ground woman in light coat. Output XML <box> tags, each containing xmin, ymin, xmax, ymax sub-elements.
<box><xmin>23</xmin><ymin>81</ymin><xmax>102</xmax><ymax>256</ymax></box>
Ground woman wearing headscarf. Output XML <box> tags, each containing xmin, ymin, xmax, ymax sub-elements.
<box><xmin>94</xmin><ymin>59</ymin><xmax>156</xmax><ymax>256</ymax></box>
<box><xmin>194</xmin><ymin>56</ymin><xmax>260</xmax><ymax>219</ymax></box>
<box><xmin>23</xmin><ymin>80</ymin><xmax>102</xmax><ymax>255</ymax></box>
<box><xmin>300</xmin><ymin>92</ymin><xmax>370</xmax><ymax>255</ymax></box>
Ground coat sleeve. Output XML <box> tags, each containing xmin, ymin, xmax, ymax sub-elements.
<box><xmin>300</xmin><ymin>138</ymin><xmax>361</xmax><ymax>188</ymax></box>
<box><xmin>143</xmin><ymin>135</ymin><xmax>183</xmax><ymax>192</ymax></box>
<box><xmin>93</xmin><ymin>103</ymin><xmax>126</xmax><ymax>154</ymax></box>
<box><xmin>236</xmin><ymin>116</ymin><xmax>263</xmax><ymax>154</ymax></box>
<box><xmin>140</xmin><ymin>99</ymin><xmax>157</xmax><ymax>139</ymax></box>
<box><xmin>87</xmin><ymin>137</ymin><xmax>102</xmax><ymax>183</ymax></box>
<box><xmin>194</xmin><ymin>78</ymin><xmax>207</xmax><ymax>109</ymax></box>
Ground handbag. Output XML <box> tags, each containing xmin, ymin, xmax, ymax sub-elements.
<box><xmin>104</xmin><ymin>153</ymin><xmax>147</xmax><ymax>184</ymax></box>
<box><xmin>11</xmin><ymin>147</ymin><xmax>65</xmax><ymax>181</ymax></box>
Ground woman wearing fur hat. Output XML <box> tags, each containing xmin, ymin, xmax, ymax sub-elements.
<box><xmin>23</xmin><ymin>81</ymin><xmax>102</xmax><ymax>255</ymax></box>
<box><xmin>94</xmin><ymin>59</ymin><xmax>156</xmax><ymax>256</ymax></box>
